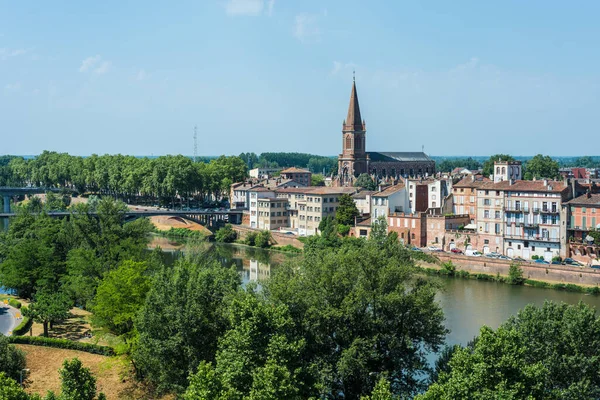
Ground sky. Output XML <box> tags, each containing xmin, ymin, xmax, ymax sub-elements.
<box><xmin>1</xmin><ymin>0</ymin><xmax>600</xmax><ymax>157</ymax></box>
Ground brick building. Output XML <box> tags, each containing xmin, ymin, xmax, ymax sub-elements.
<box><xmin>336</xmin><ymin>78</ymin><xmax>435</xmax><ymax>186</ymax></box>
<box><xmin>388</xmin><ymin>212</ymin><xmax>426</xmax><ymax>247</ymax></box>
<box><xmin>280</xmin><ymin>167</ymin><xmax>312</xmax><ymax>186</ymax></box>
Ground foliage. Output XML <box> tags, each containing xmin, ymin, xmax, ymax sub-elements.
<box><xmin>93</xmin><ymin>260</ymin><xmax>152</xmax><ymax>335</ymax></box>
<box><xmin>336</xmin><ymin>223</ymin><xmax>350</xmax><ymax>236</ymax></box>
<box><xmin>360</xmin><ymin>377</ymin><xmax>395</xmax><ymax>400</ymax></box>
<box><xmin>0</xmin><ymin>372</ymin><xmax>32</xmax><ymax>400</ymax></box>
<box><xmin>482</xmin><ymin>154</ymin><xmax>515</xmax><ymax>177</ymax></box>
<box><xmin>587</xmin><ymin>229</ymin><xmax>600</xmax><ymax>244</ymax></box>
<box><xmin>214</xmin><ymin>224</ymin><xmax>238</xmax><ymax>243</ymax></box>
<box><xmin>59</xmin><ymin>358</ymin><xmax>98</xmax><ymax>400</ymax></box>
<box><xmin>311</xmin><ymin>173</ymin><xmax>326</xmax><ymax>187</ymax></box>
<box><xmin>0</xmin><ymin>335</ymin><xmax>26</xmax><ymax>382</ymax></box>
<box><xmin>307</xmin><ymin>156</ymin><xmax>337</xmax><ymax>175</ymax></box>
<box><xmin>440</xmin><ymin>261</ymin><xmax>456</xmax><ymax>276</ymax></box>
<box><xmin>436</xmin><ymin>157</ymin><xmax>482</xmax><ymax>173</ymax></box>
<box><xmin>162</xmin><ymin>227</ymin><xmax>206</xmax><ymax>239</ymax></box>
<box><xmin>8</xmin><ymin>336</ymin><xmax>114</xmax><ymax>356</ymax></box>
<box><xmin>24</xmin><ymin>289</ymin><xmax>72</xmax><ymax>337</ymax></box>
<box><xmin>369</xmin><ymin>216</ymin><xmax>388</xmax><ymax>243</ymax></box>
<box><xmin>354</xmin><ymin>173</ymin><xmax>377</xmax><ymax>190</ymax></box>
<box><xmin>335</xmin><ymin>193</ymin><xmax>360</xmax><ymax>226</ymax></box>
<box><xmin>507</xmin><ymin>263</ymin><xmax>525</xmax><ymax>285</ymax></box>
<box><xmin>274</xmin><ymin>244</ymin><xmax>302</xmax><ymax>253</ymax></box>
<box><xmin>133</xmin><ymin>254</ymin><xmax>241</xmax><ymax>393</ymax></box>
<box><xmin>244</xmin><ymin>232</ymin><xmax>257</xmax><ymax>246</ymax></box>
<box><xmin>266</xmin><ymin>239</ymin><xmax>447</xmax><ymax>398</ymax></box>
<box><xmin>184</xmin><ymin>290</ymin><xmax>304</xmax><ymax>400</ymax></box>
<box><xmin>254</xmin><ymin>231</ymin><xmax>271</xmax><ymax>248</ymax></box>
<box><xmin>524</xmin><ymin>154</ymin><xmax>560</xmax><ymax>180</ymax></box>
<box><xmin>418</xmin><ymin>301</ymin><xmax>600</xmax><ymax>399</ymax></box>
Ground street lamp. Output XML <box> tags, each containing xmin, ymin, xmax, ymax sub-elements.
<box><xmin>20</xmin><ymin>368</ymin><xmax>29</xmax><ymax>387</ymax></box>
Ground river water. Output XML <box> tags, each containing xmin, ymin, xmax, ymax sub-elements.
<box><xmin>152</xmin><ymin>237</ymin><xmax>600</xmax><ymax>349</ymax></box>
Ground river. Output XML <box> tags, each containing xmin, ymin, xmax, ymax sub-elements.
<box><xmin>152</xmin><ymin>237</ymin><xmax>600</xmax><ymax>349</ymax></box>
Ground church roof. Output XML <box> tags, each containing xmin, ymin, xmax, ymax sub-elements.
<box><xmin>367</xmin><ymin>152</ymin><xmax>433</xmax><ymax>162</ymax></box>
<box><xmin>345</xmin><ymin>80</ymin><xmax>364</xmax><ymax>131</ymax></box>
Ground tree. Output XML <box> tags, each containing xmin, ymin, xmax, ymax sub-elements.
<box><xmin>482</xmin><ymin>154</ymin><xmax>515</xmax><ymax>177</ymax></box>
<box><xmin>418</xmin><ymin>301</ymin><xmax>600</xmax><ymax>399</ymax></box>
<box><xmin>360</xmin><ymin>377</ymin><xmax>395</xmax><ymax>400</ymax></box>
<box><xmin>184</xmin><ymin>290</ymin><xmax>303</xmax><ymax>400</ymax></box>
<box><xmin>311</xmin><ymin>174</ymin><xmax>325</xmax><ymax>187</ymax></box>
<box><xmin>267</xmin><ymin>240</ymin><xmax>447</xmax><ymax>398</ymax></box>
<box><xmin>369</xmin><ymin>216</ymin><xmax>388</xmax><ymax>243</ymax></box>
<box><xmin>354</xmin><ymin>173</ymin><xmax>377</xmax><ymax>190</ymax></box>
<box><xmin>588</xmin><ymin>229</ymin><xmax>600</xmax><ymax>244</ymax></box>
<box><xmin>0</xmin><ymin>372</ymin><xmax>32</xmax><ymax>400</ymax></box>
<box><xmin>25</xmin><ymin>289</ymin><xmax>72</xmax><ymax>337</ymax></box>
<box><xmin>506</xmin><ymin>262</ymin><xmax>525</xmax><ymax>285</ymax></box>
<box><xmin>133</xmin><ymin>255</ymin><xmax>240</xmax><ymax>393</ymax></box>
<box><xmin>524</xmin><ymin>154</ymin><xmax>560</xmax><ymax>180</ymax></box>
<box><xmin>215</xmin><ymin>224</ymin><xmax>238</xmax><ymax>243</ymax></box>
<box><xmin>0</xmin><ymin>335</ymin><xmax>26</xmax><ymax>382</ymax></box>
<box><xmin>59</xmin><ymin>358</ymin><xmax>99</xmax><ymax>400</ymax></box>
<box><xmin>335</xmin><ymin>193</ymin><xmax>360</xmax><ymax>226</ymax></box>
<box><xmin>93</xmin><ymin>260</ymin><xmax>152</xmax><ymax>335</ymax></box>
<box><xmin>254</xmin><ymin>231</ymin><xmax>271</xmax><ymax>248</ymax></box>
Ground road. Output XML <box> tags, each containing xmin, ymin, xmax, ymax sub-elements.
<box><xmin>0</xmin><ymin>303</ymin><xmax>19</xmax><ymax>336</ymax></box>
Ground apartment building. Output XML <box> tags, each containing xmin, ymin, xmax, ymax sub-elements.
<box><xmin>248</xmin><ymin>187</ymin><xmax>276</xmax><ymax>229</ymax></box>
<box><xmin>249</xmin><ymin>167</ymin><xmax>281</xmax><ymax>179</ymax></box>
<box><xmin>406</xmin><ymin>179</ymin><xmax>429</xmax><ymax>213</ymax></box>
<box><xmin>476</xmin><ymin>183</ymin><xmax>506</xmax><ymax>254</ymax></box>
<box><xmin>388</xmin><ymin>212</ymin><xmax>426</xmax><ymax>247</ymax></box>
<box><xmin>566</xmin><ymin>193</ymin><xmax>600</xmax><ymax>241</ymax></box>
<box><xmin>502</xmin><ymin>180</ymin><xmax>569</xmax><ymax>261</ymax></box>
<box><xmin>452</xmin><ymin>175</ymin><xmax>490</xmax><ymax>223</ymax></box>
<box><xmin>280</xmin><ymin>167</ymin><xmax>312</xmax><ymax>186</ymax></box>
<box><xmin>230</xmin><ymin>178</ymin><xmax>306</xmax><ymax>209</ymax></box>
<box><xmin>352</xmin><ymin>190</ymin><xmax>376</xmax><ymax>215</ymax></box>
<box><xmin>371</xmin><ymin>184</ymin><xmax>409</xmax><ymax>220</ymax></box>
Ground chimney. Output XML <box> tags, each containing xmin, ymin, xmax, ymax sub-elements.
<box><xmin>587</xmin><ymin>192</ymin><xmax>592</xmax><ymax>199</ymax></box>
<box><xmin>543</xmin><ymin>179</ymin><xmax>548</xmax><ymax>186</ymax></box>
<box><xmin>471</xmin><ymin>175</ymin><xmax>475</xmax><ymax>182</ymax></box>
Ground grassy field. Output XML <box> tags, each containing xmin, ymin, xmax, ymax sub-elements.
<box><xmin>17</xmin><ymin>344</ymin><xmax>170</xmax><ymax>400</ymax></box>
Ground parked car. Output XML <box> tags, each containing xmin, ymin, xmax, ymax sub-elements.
<box><xmin>513</xmin><ymin>257</ymin><xmax>526</xmax><ymax>262</ymax></box>
<box><xmin>534</xmin><ymin>259</ymin><xmax>549</xmax><ymax>264</ymax></box>
<box><xmin>411</xmin><ymin>246</ymin><xmax>423</xmax><ymax>252</ymax></box>
<box><xmin>551</xmin><ymin>260</ymin><xmax>562</xmax><ymax>265</ymax></box>
<box><xmin>497</xmin><ymin>255</ymin><xmax>511</xmax><ymax>260</ymax></box>
<box><xmin>563</xmin><ymin>258</ymin><xmax>578</xmax><ymax>265</ymax></box>
<box><xmin>428</xmin><ymin>246</ymin><xmax>442</xmax><ymax>252</ymax></box>
<box><xmin>591</xmin><ymin>265</ymin><xmax>600</xmax><ymax>269</ymax></box>
<box><xmin>465</xmin><ymin>249</ymin><xmax>482</xmax><ymax>257</ymax></box>
<box><xmin>451</xmin><ymin>248</ymin><xmax>463</xmax><ymax>254</ymax></box>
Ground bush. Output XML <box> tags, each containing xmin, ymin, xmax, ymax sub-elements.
<box><xmin>0</xmin><ymin>335</ymin><xmax>26</xmax><ymax>381</ymax></box>
<box><xmin>163</xmin><ymin>228</ymin><xmax>206</xmax><ymax>239</ymax></box>
<box><xmin>8</xmin><ymin>336</ymin><xmax>115</xmax><ymax>356</ymax></box>
<box><xmin>507</xmin><ymin>263</ymin><xmax>525</xmax><ymax>285</ymax></box>
<box><xmin>531</xmin><ymin>255</ymin><xmax>540</xmax><ymax>260</ymax></box>
<box><xmin>552</xmin><ymin>256</ymin><xmax>562</xmax><ymax>262</ymax></box>
<box><xmin>254</xmin><ymin>230</ymin><xmax>272</xmax><ymax>248</ymax></box>
<box><xmin>275</xmin><ymin>245</ymin><xmax>302</xmax><ymax>253</ymax></box>
<box><xmin>337</xmin><ymin>224</ymin><xmax>351</xmax><ymax>237</ymax></box>
<box><xmin>440</xmin><ymin>261</ymin><xmax>456</xmax><ymax>276</ymax></box>
<box><xmin>245</xmin><ymin>232</ymin><xmax>257</xmax><ymax>246</ymax></box>
<box><xmin>12</xmin><ymin>315</ymin><xmax>32</xmax><ymax>336</ymax></box>
<box><xmin>215</xmin><ymin>224</ymin><xmax>237</xmax><ymax>243</ymax></box>
<box><xmin>8</xmin><ymin>299</ymin><xmax>21</xmax><ymax>309</ymax></box>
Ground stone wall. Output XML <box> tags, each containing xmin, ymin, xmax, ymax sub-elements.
<box><xmin>436</xmin><ymin>253</ymin><xmax>600</xmax><ymax>286</ymax></box>
<box><xmin>232</xmin><ymin>225</ymin><xmax>304</xmax><ymax>248</ymax></box>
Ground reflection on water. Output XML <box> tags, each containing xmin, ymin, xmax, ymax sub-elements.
<box><xmin>151</xmin><ymin>237</ymin><xmax>600</xmax><ymax>350</ymax></box>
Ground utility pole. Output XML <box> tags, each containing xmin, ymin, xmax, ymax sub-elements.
<box><xmin>193</xmin><ymin>125</ymin><xmax>198</xmax><ymax>163</ymax></box>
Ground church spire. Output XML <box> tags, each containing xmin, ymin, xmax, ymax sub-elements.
<box><xmin>345</xmin><ymin>77</ymin><xmax>364</xmax><ymax>131</ymax></box>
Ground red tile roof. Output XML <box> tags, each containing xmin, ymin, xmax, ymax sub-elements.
<box><xmin>566</xmin><ymin>193</ymin><xmax>600</xmax><ymax>206</ymax></box>
<box><xmin>281</xmin><ymin>167</ymin><xmax>311</xmax><ymax>174</ymax></box>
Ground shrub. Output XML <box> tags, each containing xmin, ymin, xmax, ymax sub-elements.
<box><xmin>215</xmin><ymin>224</ymin><xmax>237</xmax><ymax>243</ymax></box>
<box><xmin>275</xmin><ymin>245</ymin><xmax>302</xmax><ymax>253</ymax></box>
<box><xmin>8</xmin><ymin>336</ymin><xmax>114</xmax><ymax>356</ymax></box>
<box><xmin>440</xmin><ymin>261</ymin><xmax>456</xmax><ymax>276</ymax></box>
<box><xmin>337</xmin><ymin>224</ymin><xmax>351</xmax><ymax>236</ymax></box>
<box><xmin>0</xmin><ymin>335</ymin><xmax>26</xmax><ymax>381</ymax></box>
<box><xmin>456</xmin><ymin>270</ymin><xmax>471</xmax><ymax>278</ymax></box>
<box><xmin>245</xmin><ymin>232</ymin><xmax>258</xmax><ymax>246</ymax></box>
<box><xmin>8</xmin><ymin>299</ymin><xmax>21</xmax><ymax>309</ymax></box>
<box><xmin>531</xmin><ymin>255</ymin><xmax>539</xmax><ymax>260</ymax></box>
<box><xmin>163</xmin><ymin>228</ymin><xmax>206</xmax><ymax>239</ymax></box>
<box><xmin>12</xmin><ymin>315</ymin><xmax>32</xmax><ymax>336</ymax></box>
<box><xmin>254</xmin><ymin>230</ymin><xmax>272</xmax><ymax>248</ymax></box>
<box><xmin>507</xmin><ymin>263</ymin><xmax>525</xmax><ymax>285</ymax></box>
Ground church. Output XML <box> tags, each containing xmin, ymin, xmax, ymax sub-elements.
<box><xmin>337</xmin><ymin>78</ymin><xmax>435</xmax><ymax>186</ymax></box>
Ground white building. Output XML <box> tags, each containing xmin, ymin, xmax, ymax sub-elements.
<box><xmin>249</xmin><ymin>167</ymin><xmax>281</xmax><ymax>179</ymax></box>
<box><xmin>493</xmin><ymin>160</ymin><xmax>522</xmax><ymax>183</ymax></box>
<box><xmin>371</xmin><ymin>184</ymin><xmax>410</xmax><ymax>220</ymax></box>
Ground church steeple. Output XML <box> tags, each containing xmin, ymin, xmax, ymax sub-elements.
<box><xmin>344</xmin><ymin>77</ymin><xmax>365</xmax><ymax>132</ymax></box>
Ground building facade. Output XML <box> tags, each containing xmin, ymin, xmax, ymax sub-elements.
<box><xmin>280</xmin><ymin>167</ymin><xmax>312</xmax><ymax>186</ymax></box>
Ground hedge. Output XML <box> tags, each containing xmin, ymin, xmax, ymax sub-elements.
<box><xmin>9</xmin><ymin>336</ymin><xmax>115</xmax><ymax>356</ymax></box>
<box><xmin>12</xmin><ymin>316</ymin><xmax>32</xmax><ymax>336</ymax></box>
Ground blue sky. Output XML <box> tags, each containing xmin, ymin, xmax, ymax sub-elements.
<box><xmin>1</xmin><ymin>0</ymin><xmax>600</xmax><ymax>157</ymax></box>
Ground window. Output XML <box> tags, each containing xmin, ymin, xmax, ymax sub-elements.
<box><xmin>484</xmin><ymin>210</ymin><xmax>490</xmax><ymax>218</ymax></box>
<box><xmin>484</xmin><ymin>239</ymin><xmax>489</xmax><ymax>244</ymax></box>
<box><xmin>495</xmin><ymin>211</ymin><xmax>501</xmax><ymax>219</ymax></box>
<box><xmin>345</xmin><ymin>136</ymin><xmax>352</xmax><ymax>149</ymax></box>
<box><xmin>517</xmin><ymin>244</ymin><xmax>521</xmax><ymax>250</ymax></box>
<box><xmin>484</xmin><ymin>199</ymin><xmax>491</xmax><ymax>206</ymax></box>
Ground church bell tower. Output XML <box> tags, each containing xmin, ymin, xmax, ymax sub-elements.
<box><xmin>338</xmin><ymin>75</ymin><xmax>368</xmax><ymax>186</ymax></box>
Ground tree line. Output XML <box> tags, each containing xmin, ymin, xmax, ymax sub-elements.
<box><xmin>238</xmin><ymin>152</ymin><xmax>338</xmax><ymax>175</ymax></box>
<box><xmin>0</xmin><ymin>151</ymin><xmax>247</xmax><ymax>204</ymax></box>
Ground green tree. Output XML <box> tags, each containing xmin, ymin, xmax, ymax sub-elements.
<box><xmin>267</xmin><ymin>240</ymin><xmax>447</xmax><ymax>398</ymax></box>
<box><xmin>482</xmin><ymin>154</ymin><xmax>515</xmax><ymax>177</ymax></box>
<box><xmin>335</xmin><ymin>193</ymin><xmax>360</xmax><ymax>226</ymax></box>
<box><xmin>0</xmin><ymin>335</ymin><xmax>26</xmax><ymax>382</ymax></box>
<box><xmin>369</xmin><ymin>216</ymin><xmax>388</xmax><ymax>243</ymax></box>
<box><xmin>311</xmin><ymin>174</ymin><xmax>326</xmax><ymax>187</ymax></box>
<box><xmin>360</xmin><ymin>377</ymin><xmax>395</xmax><ymax>400</ymax></box>
<box><xmin>354</xmin><ymin>173</ymin><xmax>377</xmax><ymax>190</ymax></box>
<box><xmin>25</xmin><ymin>289</ymin><xmax>72</xmax><ymax>337</ymax></box>
<box><xmin>93</xmin><ymin>260</ymin><xmax>152</xmax><ymax>335</ymax></box>
<box><xmin>0</xmin><ymin>372</ymin><xmax>33</xmax><ymax>400</ymax></box>
<box><xmin>184</xmin><ymin>290</ymin><xmax>303</xmax><ymax>400</ymax></box>
<box><xmin>254</xmin><ymin>231</ymin><xmax>271</xmax><ymax>248</ymax></box>
<box><xmin>506</xmin><ymin>262</ymin><xmax>525</xmax><ymax>285</ymax></box>
<box><xmin>523</xmin><ymin>154</ymin><xmax>560</xmax><ymax>180</ymax></box>
<box><xmin>419</xmin><ymin>301</ymin><xmax>600</xmax><ymax>399</ymax></box>
<box><xmin>215</xmin><ymin>224</ymin><xmax>238</xmax><ymax>243</ymax></box>
<box><xmin>59</xmin><ymin>358</ymin><xmax>100</xmax><ymax>400</ymax></box>
<box><xmin>133</xmin><ymin>255</ymin><xmax>240</xmax><ymax>393</ymax></box>
<box><xmin>588</xmin><ymin>229</ymin><xmax>600</xmax><ymax>244</ymax></box>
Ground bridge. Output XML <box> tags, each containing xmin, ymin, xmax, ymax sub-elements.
<box><xmin>0</xmin><ymin>209</ymin><xmax>244</xmax><ymax>229</ymax></box>
<box><xmin>0</xmin><ymin>187</ymin><xmax>68</xmax><ymax>230</ymax></box>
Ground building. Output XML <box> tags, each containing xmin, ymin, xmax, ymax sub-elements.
<box><xmin>280</xmin><ymin>167</ymin><xmax>312</xmax><ymax>186</ymax></box>
<box><xmin>336</xmin><ymin>78</ymin><xmax>435</xmax><ymax>186</ymax></box>
<box><xmin>388</xmin><ymin>212</ymin><xmax>426</xmax><ymax>247</ymax></box>
<box><xmin>493</xmin><ymin>160</ymin><xmax>522</xmax><ymax>182</ymax></box>
<box><xmin>565</xmin><ymin>193</ymin><xmax>600</xmax><ymax>264</ymax></box>
<box><xmin>502</xmin><ymin>180</ymin><xmax>569</xmax><ymax>261</ymax></box>
<box><xmin>452</xmin><ymin>175</ymin><xmax>490</xmax><ymax>223</ymax></box>
<box><xmin>371</xmin><ymin>184</ymin><xmax>409</xmax><ymax>220</ymax></box>
<box><xmin>475</xmin><ymin>182</ymin><xmax>506</xmax><ymax>254</ymax></box>
<box><xmin>230</xmin><ymin>178</ymin><xmax>306</xmax><ymax>209</ymax></box>
<box><xmin>248</xmin><ymin>187</ymin><xmax>276</xmax><ymax>229</ymax></box>
<box><xmin>351</xmin><ymin>190</ymin><xmax>376</xmax><ymax>215</ymax></box>
<box><xmin>425</xmin><ymin>213</ymin><xmax>471</xmax><ymax>248</ymax></box>
<box><xmin>249</xmin><ymin>167</ymin><xmax>281</xmax><ymax>179</ymax></box>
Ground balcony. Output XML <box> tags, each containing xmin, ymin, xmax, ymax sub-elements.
<box><xmin>505</xmin><ymin>207</ymin><xmax>524</xmax><ymax>213</ymax></box>
<box><xmin>532</xmin><ymin>207</ymin><xmax>541</xmax><ymax>214</ymax></box>
<box><xmin>504</xmin><ymin>234</ymin><xmax>560</xmax><ymax>243</ymax></box>
<box><xmin>523</xmin><ymin>222</ymin><xmax>539</xmax><ymax>229</ymax></box>
<box><xmin>540</xmin><ymin>208</ymin><xmax>559</xmax><ymax>215</ymax></box>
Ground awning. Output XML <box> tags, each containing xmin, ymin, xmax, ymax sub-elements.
<box><xmin>464</xmin><ymin>223</ymin><xmax>476</xmax><ymax>230</ymax></box>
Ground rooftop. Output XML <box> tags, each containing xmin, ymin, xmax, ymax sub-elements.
<box><xmin>281</xmin><ymin>167</ymin><xmax>311</xmax><ymax>174</ymax></box>
<box><xmin>373</xmin><ymin>183</ymin><xmax>406</xmax><ymax>197</ymax></box>
<box><xmin>367</xmin><ymin>151</ymin><xmax>433</xmax><ymax>162</ymax></box>
<box><xmin>566</xmin><ymin>193</ymin><xmax>600</xmax><ymax>206</ymax></box>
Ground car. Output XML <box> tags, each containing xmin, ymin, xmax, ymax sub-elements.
<box><xmin>551</xmin><ymin>260</ymin><xmax>562</xmax><ymax>265</ymax></box>
<box><xmin>497</xmin><ymin>255</ymin><xmax>511</xmax><ymax>260</ymax></box>
<box><xmin>534</xmin><ymin>259</ymin><xmax>549</xmax><ymax>264</ymax></box>
<box><xmin>591</xmin><ymin>265</ymin><xmax>600</xmax><ymax>269</ymax></box>
<box><xmin>450</xmin><ymin>248</ymin><xmax>463</xmax><ymax>254</ymax></box>
<box><xmin>563</xmin><ymin>258</ymin><xmax>578</xmax><ymax>265</ymax></box>
<box><xmin>465</xmin><ymin>250</ymin><xmax>483</xmax><ymax>257</ymax></box>
<box><xmin>484</xmin><ymin>253</ymin><xmax>496</xmax><ymax>258</ymax></box>
<box><xmin>411</xmin><ymin>246</ymin><xmax>423</xmax><ymax>252</ymax></box>
<box><xmin>513</xmin><ymin>257</ymin><xmax>526</xmax><ymax>262</ymax></box>
<box><xmin>428</xmin><ymin>246</ymin><xmax>442</xmax><ymax>252</ymax></box>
